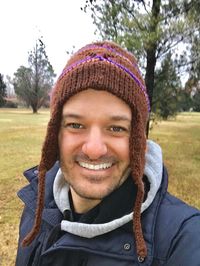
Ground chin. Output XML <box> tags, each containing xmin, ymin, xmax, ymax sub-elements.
<box><xmin>73</xmin><ymin>183</ymin><xmax>117</xmax><ymax>200</ymax></box>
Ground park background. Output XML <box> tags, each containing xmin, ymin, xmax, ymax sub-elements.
<box><xmin>0</xmin><ymin>1</ymin><xmax>200</xmax><ymax>265</ymax></box>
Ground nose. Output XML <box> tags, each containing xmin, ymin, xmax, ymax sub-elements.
<box><xmin>82</xmin><ymin>127</ymin><xmax>108</xmax><ymax>160</ymax></box>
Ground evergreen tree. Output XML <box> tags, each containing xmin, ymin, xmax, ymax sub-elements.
<box><xmin>184</xmin><ymin>18</ymin><xmax>200</xmax><ymax>112</ymax></box>
<box><xmin>153</xmin><ymin>53</ymin><xmax>182</xmax><ymax>119</ymax></box>
<box><xmin>14</xmin><ymin>38</ymin><xmax>55</xmax><ymax>113</ymax></box>
<box><xmin>183</xmin><ymin>77</ymin><xmax>200</xmax><ymax>112</ymax></box>
<box><xmin>0</xmin><ymin>73</ymin><xmax>7</xmax><ymax>107</ymax></box>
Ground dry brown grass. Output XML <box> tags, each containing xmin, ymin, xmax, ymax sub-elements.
<box><xmin>0</xmin><ymin>109</ymin><xmax>199</xmax><ymax>265</ymax></box>
<box><xmin>0</xmin><ymin>108</ymin><xmax>49</xmax><ymax>266</ymax></box>
<box><xmin>150</xmin><ymin>112</ymin><xmax>200</xmax><ymax>208</ymax></box>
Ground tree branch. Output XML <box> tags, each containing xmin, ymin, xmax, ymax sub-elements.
<box><xmin>156</xmin><ymin>37</ymin><xmax>184</xmax><ymax>59</ymax></box>
<box><xmin>121</xmin><ymin>1</ymin><xmax>147</xmax><ymax>32</ymax></box>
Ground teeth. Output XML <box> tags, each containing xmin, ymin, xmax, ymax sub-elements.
<box><xmin>78</xmin><ymin>162</ymin><xmax>112</xmax><ymax>170</ymax></box>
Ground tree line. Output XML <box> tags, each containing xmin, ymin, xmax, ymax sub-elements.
<box><xmin>1</xmin><ymin>0</ymin><xmax>200</xmax><ymax>117</ymax></box>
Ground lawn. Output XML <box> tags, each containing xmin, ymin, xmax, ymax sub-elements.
<box><xmin>0</xmin><ymin>109</ymin><xmax>200</xmax><ymax>266</ymax></box>
<box><xmin>150</xmin><ymin>113</ymin><xmax>200</xmax><ymax>208</ymax></box>
<box><xmin>0</xmin><ymin>108</ymin><xmax>50</xmax><ymax>266</ymax></box>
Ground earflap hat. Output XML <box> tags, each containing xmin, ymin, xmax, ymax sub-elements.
<box><xmin>22</xmin><ymin>41</ymin><xmax>150</xmax><ymax>260</ymax></box>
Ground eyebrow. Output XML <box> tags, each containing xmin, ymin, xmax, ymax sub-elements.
<box><xmin>62</xmin><ymin>113</ymin><xmax>131</xmax><ymax>122</ymax></box>
<box><xmin>109</xmin><ymin>115</ymin><xmax>131</xmax><ymax>122</ymax></box>
<box><xmin>62</xmin><ymin>113</ymin><xmax>83</xmax><ymax>120</ymax></box>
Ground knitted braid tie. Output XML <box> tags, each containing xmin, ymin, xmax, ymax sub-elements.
<box><xmin>21</xmin><ymin>41</ymin><xmax>149</xmax><ymax>260</ymax></box>
<box><xmin>134</xmin><ymin>182</ymin><xmax>147</xmax><ymax>261</ymax></box>
<box><xmin>21</xmin><ymin>167</ymin><xmax>46</xmax><ymax>247</ymax></box>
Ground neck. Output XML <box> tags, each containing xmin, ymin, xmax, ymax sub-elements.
<box><xmin>70</xmin><ymin>187</ymin><xmax>101</xmax><ymax>213</ymax></box>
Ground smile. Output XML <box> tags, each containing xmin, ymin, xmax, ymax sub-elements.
<box><xmin>78</xmin><ymin>162</ymin><xmax>113</xmax><ymax>170</ymax></box>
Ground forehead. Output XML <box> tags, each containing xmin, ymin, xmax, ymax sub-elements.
<box><xmin>62</xmin><ymin>89</ymin><xmax>132</xmax><ymax>119</ymax></box>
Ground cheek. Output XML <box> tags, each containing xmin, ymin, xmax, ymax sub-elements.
<box><xmin>58</xmin><ymin>131</ymin><xmax>65</xmax><ymax>155</ymax></box>
<box><xmin>110</xmin><ymin>137</ymin><xmax>130</xmax><ymax>162</ymax></box>
<box><xmin>58</xmin><ymin>131</ymin><xmax>82</xmax><ymax>156</ymax></box>
<box><xmin>122</xmin><ymin>143</ymin><xmax>130</xmax><ymax>163</ymax></box>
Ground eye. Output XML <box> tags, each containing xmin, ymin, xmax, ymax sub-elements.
<box><xmin>64</xmin><ymin>123</ymin><xmax>83</xmax><ymax>129</ymax></box>
<box><xmin>110</xmin><ymin>126</ymin><xmax>127</xmax><ymax>132</ymax></box>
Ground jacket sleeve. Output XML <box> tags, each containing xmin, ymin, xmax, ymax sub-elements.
<box><xmin>165</xmin><ymin>215</ymin><xmax>200</xmax><ymax>266</ymax></box>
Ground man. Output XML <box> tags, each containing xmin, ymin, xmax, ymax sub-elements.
<box><xmin>16</xmin><ymin>41</ymin><xmax>200</xmax><ymax>265</ymax></box>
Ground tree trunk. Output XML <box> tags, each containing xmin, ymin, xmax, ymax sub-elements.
<box><xmin>32</xmin><ymin>104</ymin><xmax>38</xmax><ymax>114</ymax></box>
<box><xmin>145</xmin><ymin>0</ymin><xmax>161</xmax><ymax>136</ymax></box>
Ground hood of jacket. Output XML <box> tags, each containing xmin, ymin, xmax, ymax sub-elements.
<box><xmin>53</xmin><ymin>140</ymin><xmax>163</xmax><ymax>238</ymax></box>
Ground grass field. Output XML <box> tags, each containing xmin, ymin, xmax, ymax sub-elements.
<box><xmin>0</xmin><ymin>108</ymin><xmax>200</xmax><ymax>266</ymax></box>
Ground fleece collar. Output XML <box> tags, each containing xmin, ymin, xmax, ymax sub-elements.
<box><xmin>53</xmin><ymin>140</ymin><xmax>163</xmax><ymax>238</ymax></box>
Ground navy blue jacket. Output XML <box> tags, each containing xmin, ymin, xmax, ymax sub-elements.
<box><xmin>16</xmin><ymin>162</ymin><xmax>200</xmax><ymax>265</ymax></box>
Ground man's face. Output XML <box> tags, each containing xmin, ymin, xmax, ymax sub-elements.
<box><xmin>59</xmin><ymin>89</ymin><xmax>131</xmax><ymax>210</ymax></box>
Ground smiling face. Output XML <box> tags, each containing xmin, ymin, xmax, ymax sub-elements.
<box><xmin>58</xmin><ymin>89</ymin><xmax>132</xmax><ymax>213</ymax></box>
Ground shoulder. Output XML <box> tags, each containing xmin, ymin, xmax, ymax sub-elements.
<box><xmin>18</xmin><ymin>161</ymin><xmax>60</xmax><ymax>203</ymax></box>
<box><xmin>22</xmin><ymin>161</ymin><xmax>60</xmax><ymax>184</ymax></box>
<box><xmin>158</xmin><ymin>192</ymin><xmax>200</xmax><ymax>222</ymax></box>
<box><xmin>16</xmin><ymin>162</ymin><xmax>61</xmax><ymax>265</ymax></box>
<box><xmin>17</xmin><ymin>162</ymin><xmax>60</xmax><ymax>238</ymax></box>
<box><xmin>154</xmin><ymin>192</ymin><xmax>200</xmax><ymax>264</ymax></box>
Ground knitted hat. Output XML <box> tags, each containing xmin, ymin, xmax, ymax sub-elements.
<box><xmin>22</xmin><ymin>41</ymin><xmax>150</xmax><ymax>260</ymax></box>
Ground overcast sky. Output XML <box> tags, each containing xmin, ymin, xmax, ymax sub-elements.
<box><xmin>0</xmin><ymin>0</ymin><xmax>97</xmax><ymax>79</ymax></box>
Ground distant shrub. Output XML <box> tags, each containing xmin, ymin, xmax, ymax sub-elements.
<box><xmin>4</xmin><ymin>100</ymin><xmax>18</xmax><ymax>108</ymax></box>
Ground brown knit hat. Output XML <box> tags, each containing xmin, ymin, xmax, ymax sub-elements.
<box><xmin>22</xmin><ymin>41</ymin><xmax>150</xmax><ymax>261</ymax></box>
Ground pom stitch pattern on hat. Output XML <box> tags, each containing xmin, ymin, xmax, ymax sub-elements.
<box><xmin>22</xmin><ymin>41</ymin><xmax>150</xmax><ymax>261</ymax></box>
